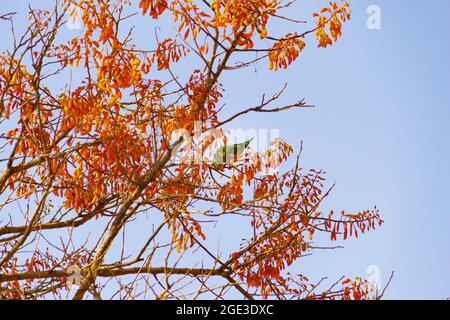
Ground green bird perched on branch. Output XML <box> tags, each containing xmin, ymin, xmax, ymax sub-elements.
<box><xmin>212</xmin><ymin>138</ymin><xmax>253</xmax><ymax>169</ymax></box>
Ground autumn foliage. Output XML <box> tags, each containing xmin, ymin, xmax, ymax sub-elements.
<box><xmin>0</xmin><ymin>0</ymin><xmax>383</xmax><ymax>300</ymax></box>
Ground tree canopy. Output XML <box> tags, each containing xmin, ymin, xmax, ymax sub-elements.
<box><xmin>0</xmin><ymin>0</ymin><xmax>383</xmax><ymax>300</ymax></box>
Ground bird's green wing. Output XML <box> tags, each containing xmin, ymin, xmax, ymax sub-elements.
<box><xmin>213</xmin><ymin>138</ymin><xmax>253</xmax><ymax>167</ymax></box>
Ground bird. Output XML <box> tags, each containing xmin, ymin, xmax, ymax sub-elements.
<box><xmin>212</xmin><ymin>138</ymin><xmax>253</xmax><ymax>169</ymax></box>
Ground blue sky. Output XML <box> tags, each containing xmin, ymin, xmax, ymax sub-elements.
<box><xmin>204</xmin><ymin>0</ymin><xmax>450</xmax><ymax>299</ymax></box>
<box><xmin>1</xmin><ymin>0</ymin><xmax>449</xmax><ymax>299</ymax></box>
<box><xmin>248</xmin><ymin>0</ymin><xmax>450</xmax><ymax>299</ymax></box>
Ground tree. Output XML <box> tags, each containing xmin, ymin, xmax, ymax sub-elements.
<box><xmin>0</xmin><ymin>0</ymin><xmax>383</xmax><ymax>300</ymax></box>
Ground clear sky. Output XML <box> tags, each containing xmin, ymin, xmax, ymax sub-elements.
<box><xmin>244</xmin><ymin>0</ymin><xmax>450</xmax><ymax>299</ymax></box>
<box><xmin>1</xmin><ymin>0</ymin><xmax>449</xmax><ymax>299</ymax></box>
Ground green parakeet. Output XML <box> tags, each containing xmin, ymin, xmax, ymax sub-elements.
<box><xmin>212</xmin><ymin>138</ymin><xmax>253</xmax><ymax>168</ymax></box>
